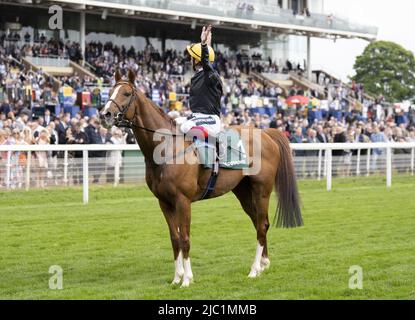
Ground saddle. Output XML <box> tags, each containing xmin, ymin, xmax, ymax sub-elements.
<box><xmin>191</xmin><ymin>128</ymin><xmax>248</xmax><ymax>169</ymax></box>
<box><xmin>187</xmin><ymin>127</ymin><xmax>249</xmax><ymax>200</ymax></box>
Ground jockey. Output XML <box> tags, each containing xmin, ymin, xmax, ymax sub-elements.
<box><xmin>175</xmin><ymin>25</ymin><xmax>223</xmax><ymax>140</ymax></box>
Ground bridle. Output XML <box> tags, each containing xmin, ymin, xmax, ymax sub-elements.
<box><xmin>107</xmin><ymin>81</ymin><xmax>137</xmax><ymax>128</ymax></box>
<box><xmin>106</xmin><ymin>81</ymin><xmax>180</xmax><ymax>136</ymax></box>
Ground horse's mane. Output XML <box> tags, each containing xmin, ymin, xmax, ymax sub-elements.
<box><xmin>135</xmin><ymin>87</ymin><xmax>176</xmax><ymax>128</ymax></box>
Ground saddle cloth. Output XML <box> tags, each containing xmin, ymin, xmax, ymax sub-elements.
<box><xmin>193</xmin><ymin>128</ymin><xmax>248</xmax><ymax>170</ymax></box>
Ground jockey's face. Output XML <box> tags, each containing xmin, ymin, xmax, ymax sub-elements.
<box><xmin>191</xmin><ymin>57</ymin><xmax>202</xmax><ymax>72</ymax></box>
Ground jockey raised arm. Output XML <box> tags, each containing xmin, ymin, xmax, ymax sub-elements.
<box><xmin>175</xmin><ymin>25</ymin><xmax>223</xmax><ymax>138</ymax></box>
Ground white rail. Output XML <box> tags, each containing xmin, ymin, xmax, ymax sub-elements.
<box><xmin>1</xmin><ymin>142</ymin><xmax>414</xmax><ymax>204</ymax></box>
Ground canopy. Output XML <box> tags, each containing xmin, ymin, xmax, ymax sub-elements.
<box><xmin>286</xmin><ymin>95</ymin><xmax>310</xmax><ymax>106</ymax></box>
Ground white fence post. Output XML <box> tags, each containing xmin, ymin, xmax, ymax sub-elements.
<box><xmin>83</xmin><ymin>150</ymin><xmax>89</xmax><ymax>205</ymax></box>
<box><xmin>323</xmin><ymin>148</ymin><xmax>327</xmax><ymax>177</ymax></box>
<box><xmin>366</xmin><ymin>149</ymin><xmax>371</xmax><ymax>177</ymax></box>
<box><xmin>63</xmin><ymin>150</ymin><xmax>69</xmax><ymax>185</ymax></box>
<box><xmin>25</xmin><ymin>151</ymin><xmax>31</xmax><ymax>191</ymax></box>
<box><xmin>114</xmin><ymin>151</ymin><xmax>120</xmax><ymax>187</ymax></box>
<box><xmin>6</xmin><ymin>151</ymin><xmax>11</xmax><ymax>189</ymax></box>
<box><xmin>317</xmin><ymin>149</ymin><xmax>322</xmax><ymax>181</ymax></box>
<box><xmin>356</xmin><ymin>149</ymin><xmax>361</xmax><ymax>176</ymax></box>
<box><xmin>326</xmin><ymin>148</ymin><xmax>332</xmax><ymax>191</ymax></box>
<box><xmin>411</xmin><ymin>148</ymin><xmax>414</xmax><ymax>176</ymax></box>
<box><xmin>386</xmin><ymin>146</ymin><xmax>392</xmax><ymax>188</ymax></box>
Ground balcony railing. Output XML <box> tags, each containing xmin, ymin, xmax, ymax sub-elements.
<box><xmin>89</xmin><ymin>0</ymin><xmax>377</xmax><ymax>36</ymax></box>
<box><xmin>25</xmin><ymin>56</ymin><xmax>70</xmax><ymax>68</ymax></box>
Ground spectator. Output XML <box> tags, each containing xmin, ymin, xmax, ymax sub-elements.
<box><xmin>306</xmin><ymin>129</ymin><xmax>319</xmax><ymax>156</ymax></box>
<box><xmin>85</xmin><ymin>116</ymin><xmax>106</xmax><ymax>183</ymax></box>
<box><xmin>316</xmin><ymin>125</ymin><xmax>328</xmax><ymax>143</ymax></box>
<box><xmin>57</xmin><ymin>113</ymin><xmax>71</xmax><ymax>144</ymax></box>
<box><xmin>370</xmin><ymin>125</ymin><xmax>387</xmax><ymax>171</ymax></box>
<box><xmin>71</xmin><ymin>122</ymin><xmax>88</xmax><ymax>184</ymax></box>
<box><xmin>35</xmin><ymin>130</ymin><xmax>50</xmax><ymax>188</ymax></box>
<box><xmin>333</xmin><ymin>126</ymin><xmax>346</xmax><ymax>155</ymax></box>
<box><xmin>291</xmin><ymin>127</ymin><xmax>306</xmax><ymax>157</ymax></box>
<box><xmin>106</xmin><ymin>128</ymin><xmax>126</xmax><ymax>184</ymax></box>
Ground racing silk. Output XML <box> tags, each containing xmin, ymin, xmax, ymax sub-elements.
<box><xmin>189</xmin><ymin>44</ymin><xmax>223</xmax><ymax>117</ymax></box>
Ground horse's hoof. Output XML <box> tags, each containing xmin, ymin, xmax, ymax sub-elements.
<box><xmin>248</xmin><ymin>264</ymin><xmax>263</xmax><ymax>278</ymax></box>
<box><xmin>171</xmin><ymin>270</ymin><xmax>184</xmax><ymax>285</ymax></box>
<box><xmin>248</xmin><ymin>271</ymin><xmax>260</xmax><ymax>278</ymax></box>
<box><xmin>261</xmin><ymin>257</ymin><xmax>271</xmax><ymax>270</ymax></box>
<box><xmin>180</xmin><ymin>276</ymin><xmax>193</xmax><ymax>288</ymax></box>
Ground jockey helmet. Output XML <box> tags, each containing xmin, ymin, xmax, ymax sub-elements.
<box><xmin>186</xmin><ymin>43</ymin><xmax>215</xmax><ymax>63</ymax></box>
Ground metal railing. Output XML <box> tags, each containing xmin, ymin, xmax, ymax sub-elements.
<box><xmin>1</xmin><ymin>142</ymin><xmax>414</xmax><ymax>203</ymax></box>
<box><xmin>25</xmin><ymin>56</ymin><xmax>70</xmax><ymax>68</ymax></box>
<box><xmin>290</xmin><ymin>142</ymin><xmax>415</xmax><ymax>191</ymax></box>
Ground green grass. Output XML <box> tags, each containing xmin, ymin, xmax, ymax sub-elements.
<box><xmin>1</xmin><ymin>176</ymin><xmax>415</xmax><ymax>300</ymax></box>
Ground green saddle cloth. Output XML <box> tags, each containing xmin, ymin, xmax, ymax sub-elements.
<box><xmin>194</xmin><ymin>128</ymin><xmax>248</xmax><ymax>170</ymax></box>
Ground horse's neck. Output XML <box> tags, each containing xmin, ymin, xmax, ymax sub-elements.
<box><xmin>132</xmin><ymin>94</ymin><xmax>175</xmax><ymax>161</ymax></box>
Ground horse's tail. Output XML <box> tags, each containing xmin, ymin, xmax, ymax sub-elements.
<box><xmin>265</xmin><ymin>129</ymin><xmax>303</xmax><ymax>228</ymax></box>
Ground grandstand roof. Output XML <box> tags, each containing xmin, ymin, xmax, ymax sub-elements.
<box><xmin>2</xmin><ymin>0</ymin><xmax>377</xmax><ymax>41</ymax></box>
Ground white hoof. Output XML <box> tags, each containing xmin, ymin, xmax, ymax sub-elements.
<box><xmin>248</xmin><ymin>242</ymin><xmax>265</xmax><ymax>278</ymax></box>
<box><xmin>171</xmin><ymin>251</ymin><xmax>185</xmax><ymax>285</ymax></box>
<box><xmin>180</xmin><ymin>258</ymin><xmax>193</xmax><ymax>288</ymax></box>
<box><xmin>171</xmin><ymin>272</ymin><xmax>184</xmax><ymax>285</ymax></box>
<box><xmin>248</xmin><ymin>264</ymin><xmax>263</xmax><ymax>278</ymax></box>
<box><xmin>180</xmin><ymin>276</ymin><xmax>193</xmax><ymax>288</ymax></box>
<box><xmin>261</xmin><ymin>257</ymin><xmax>271</xmax><ymax>270</ymax></box>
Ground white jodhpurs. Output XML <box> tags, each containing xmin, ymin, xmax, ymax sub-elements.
<box><xmin>175</xmin><ymin>113</ymin><xmax>221</xmax><ymax>137</ymax></box>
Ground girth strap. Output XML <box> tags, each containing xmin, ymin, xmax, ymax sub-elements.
<box><xmin>200</xmin><ymin>151</ymin><xmax>219</xmax><ymax>200</ymax></box>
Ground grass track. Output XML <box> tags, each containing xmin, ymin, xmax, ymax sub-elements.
<box><xmin>1</xmin><ymin>176</ymin><xmax>415</xmax><ymax>300</ymax></box>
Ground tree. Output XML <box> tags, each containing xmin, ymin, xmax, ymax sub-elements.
<box><xmin>353</xmin><ymin>41</ymin><xmax>415</xmax><ymax>102</ymax></box>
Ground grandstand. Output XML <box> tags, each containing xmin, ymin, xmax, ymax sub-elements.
<box><xmin>0</xmin><ymin>0</ymin><xmax>377</xmax><ymax>78</ymax></box>
<box><xmin>0</xmin><ymin>0</ymin><xmax>379</xmax><ymax>111</ymax></box>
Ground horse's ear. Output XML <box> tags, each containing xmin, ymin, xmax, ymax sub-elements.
<box><xmin>128</xmin><ymin>69</ymin><xmax>136</xmax><ymax>85</ymax></box>
<box><xmin>114</xmin><ymin>69</ymin><xmax>122</xmax><ymax>82</ymax></box>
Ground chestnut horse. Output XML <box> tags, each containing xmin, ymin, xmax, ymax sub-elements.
<box><xmin>101</xmin><ymin>70</ymin><xmax>302</xmax><ymax>287</ymax></box>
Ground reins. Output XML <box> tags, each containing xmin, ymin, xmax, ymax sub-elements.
<box><xmin>110</xmin><ymin>81</ymin><xmax>181</xmax><ymax>136</ymax></box>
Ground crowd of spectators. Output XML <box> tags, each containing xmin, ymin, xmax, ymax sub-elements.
<box><xmin>1</xmin><ymin>32</ymin><xmax>83</xmax><ymax>62</ymax></box>
<box><xmin>0</xmin><ymin>109</ymin><xmax>135</xmax><ymax>188</ymax></box>
<box><xmin>1</xmin><ymin>32</ymin><xmax>415</xmax><ymax>187</ymax></box>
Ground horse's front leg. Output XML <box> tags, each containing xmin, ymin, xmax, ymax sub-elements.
<box><xmin>176</xmin><ymin>196</ymin><xmax>193</xmax><ymax>288</ymax></box>
<box><xmin>159</xmin><ymin>200</ymin><xmax>184</xmax><ymax>285</ymax></box>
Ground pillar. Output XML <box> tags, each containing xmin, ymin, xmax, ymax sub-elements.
<box><xmin>161</xmin><ymin>30</ymin><xmax>166</xmax><ymax>54</ymax></box>
<box><xmin>282</xmin><ymin>0</ymin><xmax>289</xmax><ymax>9</ymax></box>
<box><xmin>306</xmin><ymin>35</ymin><xmax>311</xmax><ymax>80</ymax></box>
<box><xmin>80</xmin><ymin>11</ymin><xmax>86</xmax><ymax>65</ymax></box>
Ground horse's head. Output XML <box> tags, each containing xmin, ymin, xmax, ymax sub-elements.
<box><xmin>100</xmin><ymin>69</ymin><xmax>136</xmax><ymax>127</ymax></box>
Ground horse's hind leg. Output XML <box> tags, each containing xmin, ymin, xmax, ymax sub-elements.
<box><xmin>233</xmin><ymin>180</ymin><xmax>271</xmax><ymax>277</ymax></box>
<box><xmin>249</xmin><ymin>189</ymin><xmax>271</xmax><ymax>278</ymax></box>
<box><xmin>159</xmin><ymin>200</ymin><xmax>184</xmax><ymax>285</ymax></box>
<box><xmin>176</xmin><ymin>195</ymin><xmax>194</xmax><ymax>287</ymax></box>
